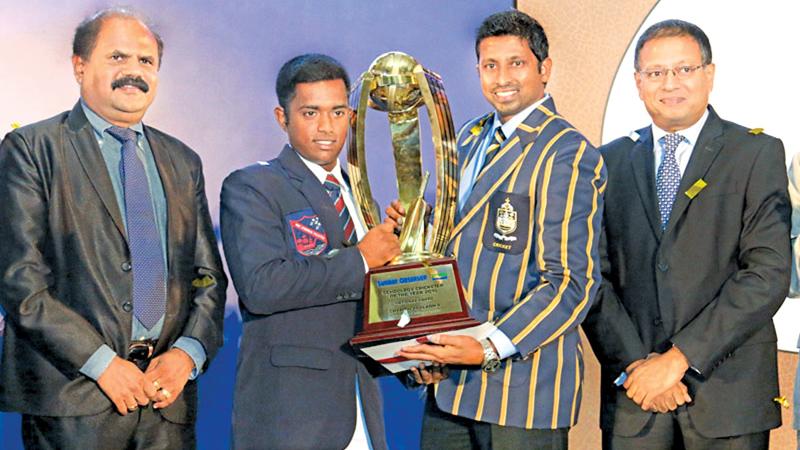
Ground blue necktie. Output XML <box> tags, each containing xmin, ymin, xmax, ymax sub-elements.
<box><xmin>324</xmin><ymin>174</ymin><xmax>357</xmax><ymax>245</ymax></box>
<box><xmin>656</xmin><ymin>133</ymin><xmax>685</xmax><ymax>230</ymax></box>
<box><xmin>107</xmin><ymin>126</ymin><xmax>166</xmax><ymax>329</ymax></box>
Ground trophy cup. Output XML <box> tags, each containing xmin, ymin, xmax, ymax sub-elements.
<box><xmin>349</xmin><ymin>52</ymin><xmax>480</xmax><ymax>349</ymax></box>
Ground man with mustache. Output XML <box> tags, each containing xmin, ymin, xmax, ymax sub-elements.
<box><xmin>391</xmin><ymin>10</ymin><xmax>605</xmax><ymax>449</ymax></box>
<box><xmin>0</xmin><ymin>7</ymin><xmax>226</xmax><ymax>448</ymax></box>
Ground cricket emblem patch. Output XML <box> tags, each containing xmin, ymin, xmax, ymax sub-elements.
<box><xmin>483</xmin><ymin>192</ymin><xmax>529</xmax><ymax>255</ymax></box>
<box><xmin>286</xmin><ymin>209</ymin><xmax>328</xmax><ymax>256</ymax></box>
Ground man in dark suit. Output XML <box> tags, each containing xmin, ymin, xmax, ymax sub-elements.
<box><xmin>394</xmin><ymin>11</ymin><xmax>605</xmax><ymax>450</ymax></box>
<box><xmin>583</xmin><ymin>19</ymin><xmax>790</xmax><ymax>449</ymax></box>
<box><xmin>0</xmin><ymin>8</ymin><xmax>226</xmax><ymax>449</ymax></box>
<box><xmin>221</xmin><ymin>54</ymin><xmax>400</xmax><ymax>450</ymax></box>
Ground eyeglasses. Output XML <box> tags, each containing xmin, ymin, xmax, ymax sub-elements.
<box><xmin>638</xmin><ymin>64</ymin><xmax>706</xmax><ymax>81</ymax></box>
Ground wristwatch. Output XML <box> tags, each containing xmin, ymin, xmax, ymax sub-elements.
<box><xmin>480</xmin><ymin>338</ymin><xmax>501</xmax><ymax>373</ymax></box>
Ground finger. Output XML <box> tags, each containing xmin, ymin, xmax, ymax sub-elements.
<box><xmin>143</xmin><ymin>379</ymin><xmax>159</xmax><ymax>399</ymax></box>
<box><xmin>113</xmin><ymin>397</ymin><xmax>128</xmax><ymax>415</ymax></box>
<box><xmin>666</xmin><ymin>395</ymin><xmax>678</xmax><ymax>410</ymax></box>
<box><xmin>153</xmin><ymin>388</ymin><xmax>175</xmax><ymax>409</ymax></box>
<box><xmin>396</xmin><ymin>351</ymin><xmax>442</xmax><ymax>363</ymax></box>
<box><xmin>133</xmin><ymin>389</ymin><xmax>150</xmax><ymax>406</ymax></box>
<box><xmin>390</xmin><ymin>200</ymin><xmax>405</xmax><ymax>215</ymax></box>
<box><xmin>410</xmin><ymin>367</ymin><xmax>423</xmax><ymax>384</ymax></box>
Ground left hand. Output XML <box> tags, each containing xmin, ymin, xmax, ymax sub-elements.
<box><xmin>623</xmin><ymin>346</ymin><xmax>690</xmax><ymax>410</ymax></box>
<box><xmin>397</xmin><ymin>334</ymin><xmax>484</xmax><ymax>365</ymax></box>
<box><xmin>143</xmin><ymin>348</ymin><xmax>195</xmax><ymax>409</ymax></box>
<box><xmin>409</xmin><ymin>362</ymin><xmax>449</xmax><ymax>385</ymax></box>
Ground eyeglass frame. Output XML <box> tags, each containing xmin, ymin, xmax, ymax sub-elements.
<box><xmin>637</xmin><ymin>64</ymin><xmax>707</xmax><ymax>82</ymax></box>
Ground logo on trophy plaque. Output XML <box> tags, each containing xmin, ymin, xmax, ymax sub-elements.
<box><xmin>348</xmin><ymin>52</ymin><xmax>480</xmax><ymax>349</ymax></box>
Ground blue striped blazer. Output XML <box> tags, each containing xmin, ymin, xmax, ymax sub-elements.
<box><xmin>433</xmin><ymin>97</ymin><xmax>606</xmax><ymax>429</ymax></box>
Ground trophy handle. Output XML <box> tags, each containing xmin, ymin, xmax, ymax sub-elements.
<box><xmin>347</xmin><ymin>73</ymin><xmax>381</xmax><ymax>230</ymax></box>
<box><xmin>415</xmin><ymin>66</ymin><xmax>458</xmax><ymax>256</ymax></box>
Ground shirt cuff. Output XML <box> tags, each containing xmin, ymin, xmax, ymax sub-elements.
<box><xmin>173</xmin><ymin>337</ymin><xmax>207</xmax><ymax>380</ymax></box>
<box><xmin>360</xmin><ymin>253</ymin><xmax>369</xmax><ymax>272</ymax></box>
<box><xmin>488</xmin><ymin>328</ymin><xmax>518</xmax><ymax>360</ymax></box>
<box><xmin>80</xmin><ymin>344</ymin><xmax>117</xmax><ymax>381</ymax></box>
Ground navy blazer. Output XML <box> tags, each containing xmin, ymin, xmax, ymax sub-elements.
<box><xmin>221</xmin><ymin>146</ymin><xmax>387</xmax><ymax>450</ymax></box>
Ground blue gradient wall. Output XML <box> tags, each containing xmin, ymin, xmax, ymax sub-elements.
<box><xmin>0</xmin><ymin>1</ymin><xmax>512</xmax><ymax>448</ymax></box>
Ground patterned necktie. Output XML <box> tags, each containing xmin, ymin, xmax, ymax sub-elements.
<box><xmin>106</xmin><ymin>126</ymin><xmax>166</xmax><ymax>329</ymax></box>
<box><xmin>482</xmin><ymin>127</ymin><xmax>506</xmax><ymax>168</ymax></box>
<box><xmin>324</xmin><ymin>174</ymin><xmax>357</xmax><ymax>245</ymax></box>
<box><xmin>656</xmin><ymin>133</ymin><xmax>685</xmax><ymax>230</ymax></box>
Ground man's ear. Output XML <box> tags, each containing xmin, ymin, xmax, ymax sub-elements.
<box><xmin>274</xmin><ymin>106</ymin><xmax>288</xmax><ymax>131</ymax></box>
<box><xmin>72</xmin><ymin>55</ymin><xmax>85</xmax><ymax>84</ymax></box>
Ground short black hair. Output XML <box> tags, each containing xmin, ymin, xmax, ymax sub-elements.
<box><xmin>634</xmin><ymin>19</ymin><xmax>712</xmax><ymax>70</ymax></box>
<box><xmin>73</xmin><ymin>7</ymin><xmax>164</xmax><ymax>67</ymax></box>
<box><xmin>475</xmin><ymin>10</ymin><xmax>548</xmax><ymax>66</ymax></box>
<box><xmin>275</xmin><ymin>54</ymin><xmax>350</xmax><ymax>111</ymax></box>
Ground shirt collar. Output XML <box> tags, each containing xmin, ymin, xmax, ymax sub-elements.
<box><xmin>651</xmin><ymin>108</ymin><xmax>709</xmax><ymax>148</ymax></box>
<box><xmin>491</xmin><ymin>93</ymin><xmax>551</xmax><ymax>138</ymax></box>
<box><xmin>80</xmin><ymin>99</ymin><xmax>145</xmax><ymax>138</ymax></box>
<box><xmin>294</xmin><ymin>148</ymin><xmax>348</xmax><ymax>190</ymax></box>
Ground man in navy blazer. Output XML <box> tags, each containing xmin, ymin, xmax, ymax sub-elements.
<box><xmin>583</xmin><ymin>20</ymin><xmax>790</xmax><ymax>449</ymax></box>
<box><xmin>221</xmin><ymin>54</ymin><xmax>400</xmax><ymax>450</ymax></box>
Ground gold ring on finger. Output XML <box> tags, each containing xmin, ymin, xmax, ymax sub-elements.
<box><xmin>153</xmin><ymin>380</ymin><xmax>160</xmax><ymax>390</ymax></box>
<box><xmin>161</xmin><ymin>388</ymin><xmax>171</xmax><ymax>399</ymax></box>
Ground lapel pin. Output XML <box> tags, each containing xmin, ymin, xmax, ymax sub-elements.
<box><xmin>749</xmin><ymin>127</ymin><xmax>764</xmax><ymax>135</ymax></box>
<box><xmin>11</xmin><ymin>121</ymin><xmax>21</xmax><ymax>129</ymax></box>
<box><xmin>685</xmin><ymin>178</ymin><xmax>708</xmax><ymax>199</ymax></box>
<box><xmin>773</xmin><ymin>396</ymin><xmax>789</xmax><ymax>408</ymax></box>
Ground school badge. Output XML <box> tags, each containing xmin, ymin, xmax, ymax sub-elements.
<box><xmin>286</xmin><ymin>209</ymin><xmax>328</xmax><ymax>256</ymax></box>
<box><xmin>494</xmin><ymin>197</ymin><xmax>518</xmax><ymax>242</ymax></box>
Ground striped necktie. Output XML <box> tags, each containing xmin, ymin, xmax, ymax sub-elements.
<box><xmin>482</xmin><ymin>127</ymin><xmax>506</xmax><ymax>168</ymax></box>
<box><xmin>324</xmin><ymin>174</ymin><xmax>357</xmax><ymax>245</ymax></box>
<box><xmin>106</xmin><ymin>126</ymin><xmax>166</xmax><ymax>329</ymax></box>
<box><xmin>656</xmin><ymin>133</ymin><xmax>685</xmax><ymax>230</ymax></box>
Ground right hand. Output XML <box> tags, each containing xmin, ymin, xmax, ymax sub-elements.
<box><xmin>96</xmin><ymin>357</ymin><xmax>151</xmax><ymax>415</ymax></box>
<box><xmin>648</xmin><ymin>381</ymin><xmax>692</xmax><ymax>413</ymax></box>
<box><xmin>384</xmin><ymin>200</ymin><xmax>405</xmax><ymax>231</ymax></box>
<box><xmin>358</xmin><ymin>222</ymin><xmax>401</xmax><ymax>268</ymax></box>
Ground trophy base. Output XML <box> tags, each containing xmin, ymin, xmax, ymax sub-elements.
<box><xmin>350</xmin><ymin>257</ymin><xmax>479</xmax><ymax>350</ymax></box>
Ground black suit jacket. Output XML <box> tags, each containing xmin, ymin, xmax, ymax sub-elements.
<box><xmin>221</xmin><ymin>146</ymin><xmax>387</xmax><ymax>450</ymax></box>
<box><xmin>583</xmin><ymin>106</ymin><xmax>790</xmax><ymax>438</ymax></box>
<box><xmin>0</xmin><ymin>103</ymin><xmax>227</xmax><ymax>424</ymax></box>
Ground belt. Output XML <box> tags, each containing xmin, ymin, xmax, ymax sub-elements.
<box><xmin>127</xmin><ymin>339</ymin><xmax>157</xmax><ymax>371</ymax></box>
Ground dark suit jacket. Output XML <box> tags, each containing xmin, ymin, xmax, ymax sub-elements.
<box><xmin>0</xmin><ymin>103</ymin><xmax>227</xmax><ymax>424</ymax></box>
<box><xmin>434</xmin><ymin>97</ymin><xmax>606</xmax><ymax>429</ymax></box>
<box><xmin>221</xmin><ymin>146</ymin><xmax>387</xmax><ymax>450</ymax></box>
<box><xmin>583</xmin><ymin>106</ymin><xmax>790</xmax><ymax>438</ymax></box>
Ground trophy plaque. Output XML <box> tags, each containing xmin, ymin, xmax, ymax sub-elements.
<box><xmin>349</xmin><ymin>52</ymin><xmax>480</xmax><ymax>348</ymax></box>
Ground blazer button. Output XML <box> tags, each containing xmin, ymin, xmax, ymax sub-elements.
<box><xmin>122</xmin><ymin>302</ymin><xmax>133</xmax><ymax>312</ymax></box>
<box><xmin>657</xmin><ymin>262</ymin><xmax>669</xmax><ymax>272</ymax></box>
<box><xmin>121</xmin><ymin>261</ymin><xmax>132</xmax><ymax>272</ymax></box>
<box><xmin>653</xmin><ymin>317</ymin><xmax>663</xmax><ymax>326</ymax></box>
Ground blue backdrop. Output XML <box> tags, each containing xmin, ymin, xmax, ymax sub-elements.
<box><xmin>0</xmin><ymin>1</ymin><xmax>512</xmax><ymax>448</ymax></box>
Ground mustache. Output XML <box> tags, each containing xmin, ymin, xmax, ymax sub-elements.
<box><xmin>111</xmin><ymin>76</ymin><xmax>150</xmax><ymax>93</ymax></box>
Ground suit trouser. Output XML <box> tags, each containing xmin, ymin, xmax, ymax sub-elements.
<box><xmin>22</xmin><ymin>406</ymin><xmax>195</xmax><ymax>450</ymax></box>
<box><xmin>420</xmin><ymin>391</ymin><xmax>568</xmax><ymax>450</ymax></box>
<box><xmin>602</xmin><ymin>406</ymin><xmax>768</xmax><ymax>450</ymax></box>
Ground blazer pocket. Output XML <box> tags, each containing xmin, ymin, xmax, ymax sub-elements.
<box><xmin>270</xmin><ymin>345</ymin><xmax>332</xmax><ymax>370</ymax></box>
<box><xmin>482</xmin><ymin>191</ymin><xmax>529</xmax><ymax>255</ymax></box>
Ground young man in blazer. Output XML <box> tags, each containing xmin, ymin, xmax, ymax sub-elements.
<box><xmin>0</xmin><ymin>8</ymin><xmax>227</xmax><ymax>448</ymax></box>
<box><xmin>583</xmin><ymin>19</ymin><xmax>790</xmax><ymax>449</ymax></box>
<box><xmin>221</xmin><ymin>54</ymin><xmax>400</xmax><ymax>450</ymax></box>
<box><xmin>394</xmin><ymin>10</ymin><xmax>606</xmax><ymax>450</ymax></box>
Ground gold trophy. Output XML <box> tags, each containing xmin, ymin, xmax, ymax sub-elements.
<box><xmin>349</xmin><ymin>52</ymin><xmax>479</xmax><ymax>348</ymax></box>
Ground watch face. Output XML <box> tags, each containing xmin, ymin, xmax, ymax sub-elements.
<box><xmin>483</xmin><ymin>358</ymin><xmax>501</xmax><ymax>373</ymax></box>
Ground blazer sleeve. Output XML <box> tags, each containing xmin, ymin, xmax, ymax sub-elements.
<box><xmin>671</xmin><ymin>138</ymin><xmax>791</xmax><ymax>376</ymax></box>
<box><xmin>220</xmin><ymin>169</ymin><xmax>365</xmax><ymax>316</ymax></box>
<box><xmin>494</xmin><ymin>135</ymin><xmax>607</xmax><ymax>356</ymax></box>
<box><xmin>178</xmin><ymin>156</ymin><xmax>228</xmax><ymax>366</ymax></box>
<box><xmin>0</xmin><ymin>131</ymin><xmax>106</xmax><ymax>376</ymax></box>
<box><xmin>582</xmin><ymin>222</ymin><xmax>649</xmax><ymax>371</ymax></box>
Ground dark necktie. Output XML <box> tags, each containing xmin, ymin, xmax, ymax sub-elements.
<box><xmin>483</xmin><ymin>127</ymin><xmax>506</xmax><ymax>168</ymax></box>
<box><xmin>106</xmin><ymin>126</ymin><xmax>166</xmax><ymax>329</ymax></box>
<box><xmin>656</xmin><ymin>133</ymin><xmax>685</xmax><ymax>230</ymax></box>
<box><xmin>324</xmin><ymin>174</ymin><xmax>357</xmax><ymax>245</ymax></box>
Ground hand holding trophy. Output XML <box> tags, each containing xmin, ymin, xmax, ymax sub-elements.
<box><xmin>348</xmin><ymin>52</ymin><xmax>481</xmax><ymax>355</ymax></box>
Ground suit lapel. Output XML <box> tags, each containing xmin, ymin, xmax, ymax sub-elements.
<box><xmin>628</xmin><ymin>127</ymin><xmax>662</xmax><ymax>240</ymax></box>
<box><xmin>664</xmin><ymin>107</ymin><xmax>724</xmax><ymax>234</ymax></box>
<box><xmin>278</xmin><ymin>146</ymin><xmax>346</xmax><ymax>248</ymax></box>
<box><xmin>452</xmin><ymin>98</ymin><xmax>555</xmax><ymax>238</ymax></box>
<box><xmin>65</xmin><ymin>102</ymin><xmax>127</xmax><ymax>240</ymax></box>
